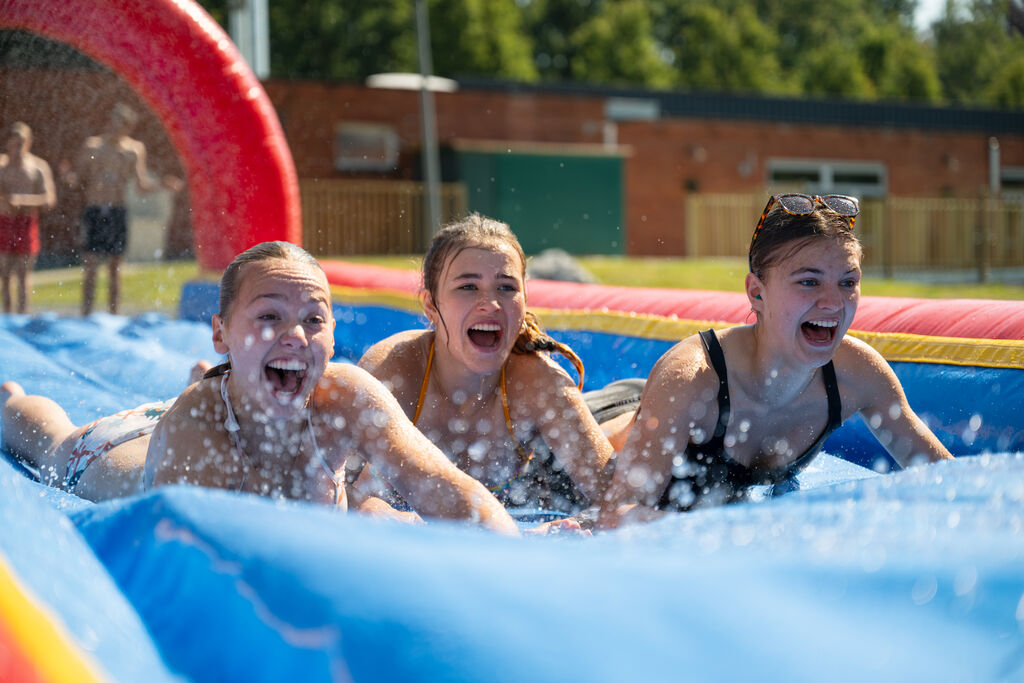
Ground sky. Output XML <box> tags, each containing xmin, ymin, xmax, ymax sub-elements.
<box><xmin>915</xmin><ymin>0</ymin><xmax>946</xmax><ymax>32</ymax></box>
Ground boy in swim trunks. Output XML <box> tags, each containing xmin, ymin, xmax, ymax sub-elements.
<box><xmin>64</xmin><ymin>103</ymin><xmax>181</xmax><ymax>315</ymax></box>
<box><xmin>0</xmin><ymin>122</ymin><xmax>56</xmax><ymax>314</ymax></box>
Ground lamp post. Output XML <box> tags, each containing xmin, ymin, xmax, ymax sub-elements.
<box><xmin>415</xmin><ymin>0</ymin><xmax>443</xmax><ymax>241</ymax></box>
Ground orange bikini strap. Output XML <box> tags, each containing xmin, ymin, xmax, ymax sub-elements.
<box><xmin>415</xmin><ymin>338</ymin><xmax>529</xmax><ymax>465</ymax></box>
<box><xmin>413</xmin><ymin>339</ymin><xmax>435</xmax><ymax>425</ymax></box>
<box><xmin>500</xmin><ymin>361</ymin><xmax>533</xmax><ymax>464</ymax></box>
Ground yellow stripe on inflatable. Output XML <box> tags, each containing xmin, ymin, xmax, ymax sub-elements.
<box><xmin>532</xmin><ymin>308</ymin><xmax>734</xmax><ymax>342</ymax></box>
<box><xmin>330</xmin><ymin>289</ymin><xmax>1024</xmax><ymax>370</ymax></box>
<box><xmin>0</xmin><ymin>554</ymin><xmax>106</xmax><ymax>683</ymax></box>
<box><xmin>330</xmin><ymin>285</ymin><xmax>423</xmax><ymax>313</ymax></box>
<box><xmin>848</xmin><ymin>330</ymin><xmax>1024</xmax><ymax>369</ymax></box>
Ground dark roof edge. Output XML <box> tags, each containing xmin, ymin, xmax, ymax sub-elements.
<box><xmin>456</xmin><ymin>77</ymin><xmax>1024</xmax><ymax>135</ymax></box>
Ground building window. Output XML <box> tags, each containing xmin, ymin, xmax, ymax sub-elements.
<box><xmin>1003</xmin><ymin>167</ymin><xmax>1024</xmax><ymax>197</ymax></box>
<box><xmin>334</xmin><ymin>122</ymin><xmax>399</xmax><ymax>172</ymax></box>
<box><xmin>768</xmin><ymin>159</ymin><xmax>887</xmax><ymax>198</ymax></box>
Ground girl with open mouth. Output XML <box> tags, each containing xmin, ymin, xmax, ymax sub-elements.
<box><xmin>353</xmin><ymin>215</ymin><xmax>615</xmax><ymax>532</ymax></box>
<box><xmin>2</xmin><ymin>241</ymin><xmax>518</xmax><ymax>536</ymax></box>
<box><xmin>598</xmin><ymin>194</ymin><xmax>954</xmax><ymax>527</ymax></box>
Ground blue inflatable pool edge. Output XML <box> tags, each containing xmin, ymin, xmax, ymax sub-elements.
<box><xmin>0</xmin><ymin>298</ymin><xmax>1022</xmax><ymax>682</ymax></box>
<box><xmin>4</xmin><ymin>451</ymin><xmax>1023</xmax><ymax>682</ymax></box>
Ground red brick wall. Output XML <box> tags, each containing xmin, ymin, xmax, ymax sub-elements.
<box><xmin>264</xmin><ymin>80</ymin><xmax>1023</xmax><ymax>256</ymax></box>
<box><xmin>8</xmin><ymin>66</ymin><xmax>1018</xmax><ymax>258</ymax></box>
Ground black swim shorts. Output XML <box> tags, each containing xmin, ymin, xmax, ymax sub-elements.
<box><xmin>81</xmin><ymin>205</ymin><xmax>128</xmax><ymax>255</ymax></box>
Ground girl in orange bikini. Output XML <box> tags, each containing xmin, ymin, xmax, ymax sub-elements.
<box><xmin>353</xmin><ymin>215</ymin><xmax>615</xmax><ymax>528</ymax></box>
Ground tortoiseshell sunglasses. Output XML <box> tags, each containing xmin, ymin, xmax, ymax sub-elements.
<box><xmin>748</xmin><ymin>193</ymin><xmax>860</xmax><ymax>271</ymax></box>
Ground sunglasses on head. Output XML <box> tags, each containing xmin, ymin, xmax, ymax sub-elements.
<box><xmin>749</xmin><ymin>193</ymin><xmax>860</xmax><ymax>271</ymax></box>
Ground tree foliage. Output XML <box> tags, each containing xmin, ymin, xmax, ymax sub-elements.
<box><xmin>195</xmin><ymin>0</ymin><xmax>1024</xmax><ymax>108</ymax></box>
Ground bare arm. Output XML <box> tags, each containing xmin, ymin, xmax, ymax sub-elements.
<box><xmin>326</xmin><ymin>364</ymin><xmax>519</xmax><ymax>535</ymax></box>
<box><xmin>597</xmin><ymin>339</ymin><xmax>710</xmax><ymax>529</ymax></box>
<box><xmin>131</xmin><ymin>140</ymin><xmax>156</xmax><ymax>193</ymax></box>
<box><xmin>841</xmin><ymin>339</ymin><xmax>953</xmax><ymax>467</ymax></box>
<box><xmin>513</xmin><ymin>353</ymin><xmax>615</xmax><ymax>502</ymax></box>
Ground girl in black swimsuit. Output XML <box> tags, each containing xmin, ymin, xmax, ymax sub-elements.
<box><xmin>598</xmin><ymin>194</ymin><xmax>952</xmax><ymax>526</ymax></box>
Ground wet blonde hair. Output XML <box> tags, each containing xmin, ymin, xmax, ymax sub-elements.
<box><xmin>422</xmin><ymin>214</ymin><xmax>584</xmax><ymax>388</ymax></box>
<box><xmin>205</xmin><ymin>241</ymin><xmax>324</xmax><ymax>378</ymax></box>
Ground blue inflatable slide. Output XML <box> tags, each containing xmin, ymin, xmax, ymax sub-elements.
<box><xmin>1</xmin><ymin>300</ymin><xmax>1023</xmax><ymax>682</ymax></box>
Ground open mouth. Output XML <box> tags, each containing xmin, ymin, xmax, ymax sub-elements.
<box><xmin>467</xmin><ymin>323</ymin><xmax>503</xmax><ymax>350</ymax></box>
<box><xmin>264</xmin><ymin>358</ymin><xmax>307</xmax><ymax>396</ymax></box>
<box><xmin>801</xmin><ymin>320</ymin><xmax>838</xmax><ymax>346</ymax></box>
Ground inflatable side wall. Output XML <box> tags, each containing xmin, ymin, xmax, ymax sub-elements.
<box><xmin>181</xmin><ymin>260</ymin><xmax>1024</xmax><ymax>468</ymax></box>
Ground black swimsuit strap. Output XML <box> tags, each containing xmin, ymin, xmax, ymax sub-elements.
<box><xmin>698</xmin><ymin>329</ymin><xmax>730</xmax><ymax>441</ymax></box>
<box><xmin>822</xmin><ymin>360</ymin><xmax>842</xmax><ymax>431</ymax></box>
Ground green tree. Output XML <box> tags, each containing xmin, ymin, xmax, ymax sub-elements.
<box><xmin>429</xmin><ymin>0</ymin><xmax>538</xmax><ymax>81</ymax></box>
<box><xmin>798</xmin><ymin>40</ymin><xmax>877</xmax><ymax>99</ymax></box>
<box><xmin>651</xmin><ymin>0</ymin><xmax>792</xmax><ymax>94</ymax></box>
<box><xmin>264</xmin><ymin>1</ymin><xmax>417</xmax><ymax>80</ymax></box>
<box><xmin>859</xmin><ymin>24</ymin><xmax>943</xmax><ymax>101</ymax></box>
<box><xmin>521</xmin><ymin>0</ymin><xmax>603</xmax><ymax>82</ymax></box>
<box><xmin>195</xmin><ymin>0</ymin><xmax>536</xmax><ymax>82</ymax></box>
<box><xmin>933</xmin><ymin>0</ymin><xmax>1024</xmax><ymax>105</ymax></box>
<box><xmin>986</xmin><ymin>52</ymin><xmax>1024</xmax><ymax>107</ymax></box>
<box><xmin>568</xmin><ymin>0</ymin><xmax>675</xmax><ymax>86</ymax></box>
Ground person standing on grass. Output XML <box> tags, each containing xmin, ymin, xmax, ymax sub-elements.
<box><xmin>62</xmin><ymin>103</ymin><xmax>181</xmax><ymax>315</ymax></box>
<box><xmin>0</xmin><ymin>122</ymin><xmax>56</xmax><ymax>314</ymax></box>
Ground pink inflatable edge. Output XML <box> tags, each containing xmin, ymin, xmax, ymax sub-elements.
<box><xmin>320</xmin><ymin>260</ymin><xmax>1024</xmax><ymax>341</ymax></box>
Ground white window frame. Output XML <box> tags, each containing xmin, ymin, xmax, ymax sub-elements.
<box><xmin>1002</xmin><ymin>166</ymin><xmax>1024</xmax><ymax>198</ymax></box>
<box><xmin>767</xmin><ymin>159</ymin><xmax>888</xmax><ymax>198</ymax></box>
<box><xmin>334</xmin><ymin>122</ymin><xmax>399</xmax><ymax>172</ymax></box>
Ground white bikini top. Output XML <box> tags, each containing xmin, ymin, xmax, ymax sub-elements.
<box><xmin>220</xmin><ymin>372</ymin><xmax>343</xmax><ymax>505</ymax></box>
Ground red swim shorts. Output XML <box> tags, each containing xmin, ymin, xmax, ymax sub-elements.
<box><xmin>0</xmin><ymin>213</ymin><xmax>40</xmax><ymax>256</ymax></box>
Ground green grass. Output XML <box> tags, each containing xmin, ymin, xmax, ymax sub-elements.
<box><xmin>24</xmin><ymin>255</ymin><xmax>1024</xmax><ymax>316</ymax></box>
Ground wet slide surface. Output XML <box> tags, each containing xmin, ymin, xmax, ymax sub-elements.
<box><xmin>0</xmin><ymin>313</ymin><xmax>1022</xmax><ymax>682</ymax></box>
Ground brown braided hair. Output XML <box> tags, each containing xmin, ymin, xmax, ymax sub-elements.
<box><xmin>423</xmin><ymin>214</ymin><xmax>585</xmax><ymax>388</ymax></box>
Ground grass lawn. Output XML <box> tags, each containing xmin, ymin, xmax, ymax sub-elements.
<box><xmin>24</xmin><ymin>255</ymin><xmax>1024</xmax><ymax>316</ymax></box>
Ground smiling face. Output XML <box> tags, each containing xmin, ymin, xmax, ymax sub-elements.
<box><xmin>424</xmin><ymin>244</ymin><xmax>526</xmax><ymax>377</ymax></box>
<box><xmin>212</xmin><ymin>258</ymin><xmax>335</xmax><ymax>419</ymax></box>
<box><xmin>750</xmin><ymin>237</ymin><xmax>861</xmax><ymax>366</ymax></box>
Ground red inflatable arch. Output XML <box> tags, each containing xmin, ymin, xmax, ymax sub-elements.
<box><xmin>1</xmin><ymin>0</ymin><xmax>300</xmax><ymax>270</ymax></box>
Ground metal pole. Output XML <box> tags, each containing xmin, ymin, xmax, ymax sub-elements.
<box><xmin>416</xmin><ymin>0</ymin><xmax>443</xmax><ymax>242</ymax></box>
<box><xmin>252</xmin><ymin>0</ymin><xmax>270</xmax><ymax>79</ymax></box>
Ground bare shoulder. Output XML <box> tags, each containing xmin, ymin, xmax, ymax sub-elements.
<box><xmin>507</xmin><ymin>349</ymin><xmax>577</xmax><ymax>388</ymax></box>
<box><xmin>358</xmin><ymin>330</ymin><xmax>430</xmax><ymax>378</ymax></box>
<box><xmin>316</xmin><ymin>362</ymin><xmax>398</xmax><ymax>410</ymax></box>
<box><xmin>832</xmin><ymin>336</ymin><xmax>905</xmax><ymax>408</ymax></box>
<box><xmin>158</xmin><ymin>378</ymin><xmax>223</xmax><ymax>432</ymax></box>
<box><xmin>146</xmin><ymin>379</ymin><xmax>229</xmax><ymax>486</ymax></box>
<box><xmin>27</xmin><ymin>153</ymin><xmax>51</xmax><ymax>172</ymax></box>
<box><xmin>639</xmin><ymin>332</ymin><xmax>720</xmax><ymax>417</ymax></box>
<box><xmin>833</xmin><ymin>336</ymin><xmax>893</xmax><ymax>382</ymax></box>
<box><xmin>650</xmin><ymin>333</ymin><xmax>712</xmax><ymax>386</ymax></box>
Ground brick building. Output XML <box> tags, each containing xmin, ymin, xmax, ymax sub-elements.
<box><xmin>264</xmin><ymin>78</ymin><xmax>1024</xmax><ymax>257</ymax></box>
<box><xmin>2</xmin><ymin>25</ymin><xmax>1022</xmax><ymax>260</ymax></box>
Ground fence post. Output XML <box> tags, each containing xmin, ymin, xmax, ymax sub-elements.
<box><xmin>882</xmin><ymin>198</ymin><xmax>893</xmax><ymax>279</ymax></box>
<box><xmin>976</xmin><ymin>196</ymin><xmax>992</xmax><ymax>283</ymax></box>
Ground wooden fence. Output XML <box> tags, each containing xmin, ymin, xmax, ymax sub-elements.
<box><xmin>686</xmin><ymin>193</ymin><xmax>1024</xmax><ymax>276</ymax></box>
<box><xmin>300</xmin><ymin>179</ymin><xmax>467</xmax><ymax>256</ymax></box>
